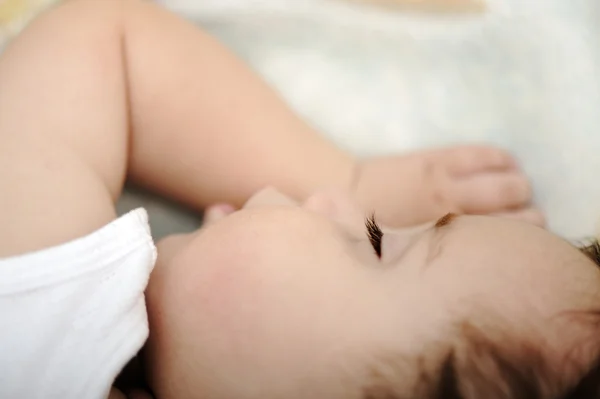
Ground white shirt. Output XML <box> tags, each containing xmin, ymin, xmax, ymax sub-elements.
<box><xmin>0</xmin><ymin>209</ymin><xmax>156</xmax><ymax>399</ymax></box>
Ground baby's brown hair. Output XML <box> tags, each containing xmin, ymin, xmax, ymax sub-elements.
<box><xmin>361</xmin><ymin>240</ymin><xmax>600</xmax><ymax>399</ymax></box>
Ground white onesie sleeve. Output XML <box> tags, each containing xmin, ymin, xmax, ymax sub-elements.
<box><xmin>0</xmin><ymin>209</ymin><xmax>157</xmax><ymax>399</ymax></box>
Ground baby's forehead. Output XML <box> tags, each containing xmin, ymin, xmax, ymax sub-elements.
<box><xmin>424</xmin><ymin>216</ymin><xmax>600</xmax><ymax>318</ymax></box>
<box><xmin>431</xmin><ymin>215</ymin><xmax>587</xmax><ymax>273</ymax></box>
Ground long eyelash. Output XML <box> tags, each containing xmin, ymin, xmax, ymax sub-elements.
<box><xmin>365</xmin><ymin>214</ymin><xmax>383</xmax><ymax>258</ymax></box>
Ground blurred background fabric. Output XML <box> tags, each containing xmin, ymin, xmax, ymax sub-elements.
<box><xmin>157</xmin><ymin>0</ymin><xmax>600</xmax><ymax>240</ymax></box>
<box><xmin>2</xmin><ymin>0</ymin><xmax>599</xmax><ymax>240</ymax></box>
<box><xmin>0</xmin><ymin>0</ymin><xmax>55</xmax><ymax>49</ymax></box>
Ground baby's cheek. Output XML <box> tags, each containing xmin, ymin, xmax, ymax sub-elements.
<box><xmin>194</xmin><ymin>244</ymin><xmax>270</xmax><ymax>334</ymax></box>
<box><xmin>178</xmin><ymin>231</ymin><xmax>292</xmax><ymax>361</ymax></box>
<box><xmin>146</xmin><ymin>231</ymin><xmax>286</xmax><ymax>398</ymax></box>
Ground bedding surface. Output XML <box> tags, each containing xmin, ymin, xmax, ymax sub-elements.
<box><xmin>150</xmin><ymin>0</ymin><xmax>600</xmax><ymax>239</ymax></box>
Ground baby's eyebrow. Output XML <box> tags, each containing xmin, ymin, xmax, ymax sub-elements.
<box><xmin>426</xmin><ymin>213</ymin><xmax>460</xmax><ymax>263</ymax></box>
<box><xmin>576</xmin><ymin>239</ymin><xmax>600</xmax><ymax>270</ymax></box>
<box><xmin>434</xmin><ymin>212</ymin><xmax>459</xmax><ymax>229</ymax></box>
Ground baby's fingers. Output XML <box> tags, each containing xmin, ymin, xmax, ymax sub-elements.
<box><xmin>443</xmin><ymin>145</ymin><xmax>518</xmax><ymax>176</ymax></box>
<box><xmin>492</xmin><ymin>207</ymin><xmax>546</xmax><ymax>227</ymax></box>
<box><xmin>449</xmin><ymin>171</ymin><xmax>532</xmax><ymax>214</ymax></box>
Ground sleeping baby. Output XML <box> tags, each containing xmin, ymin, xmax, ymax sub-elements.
<box><xmin>0</xmin><ymin>1</ymin><xmax>598</xmax><ymax>399</ymax></box>
<box><xmin>146</xmin><ymin>188</ymin><xmax>600</xmax><ymax>399</ymax></box>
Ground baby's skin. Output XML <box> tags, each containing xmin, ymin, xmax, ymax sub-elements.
<box><xmin>146</xmin><ymin>189</ymin><xmax>600</xmax><ymax>398</ymax></box>
<box><xmin>3</xmin><ymin>1</ymin><xmax>597</xmax><ymax>399</ymax></box>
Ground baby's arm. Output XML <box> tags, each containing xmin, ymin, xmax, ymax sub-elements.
<box><xmin>0</xmin><ymin>0</ymin><xmax>354</xmax><ymax>257</ymax></box>
<box><xmin>0</xmin><ymin>0</ymin><xmax>544</xmax><ymax>259</ymax></box>
<box><xmin>0</xmin><ymin>3</ymin><xmax>359</xmax><ymax>395</ymax></box>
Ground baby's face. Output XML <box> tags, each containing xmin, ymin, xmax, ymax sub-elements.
<box><xmin>146</xmin><ymin>189</ymin><xmax>600</xmax><ymax>399</ymax></box>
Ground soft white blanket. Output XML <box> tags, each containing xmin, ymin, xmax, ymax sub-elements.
<box><xmin>151</xmin><ymin>0</ymin><xmax>600</xmax><ymax>239</ymax></box>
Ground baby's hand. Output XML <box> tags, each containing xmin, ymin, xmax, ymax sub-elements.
<box><xmin>352</xmin><ymin>145</ymin><xmax>544</xmax><ymax>227</ymax></box>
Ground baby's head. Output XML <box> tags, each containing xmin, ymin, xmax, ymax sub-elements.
<box><xmin>145</xmin><ymin>188</ymin><xmax>600</xmax><ymax>399</ymax></box>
